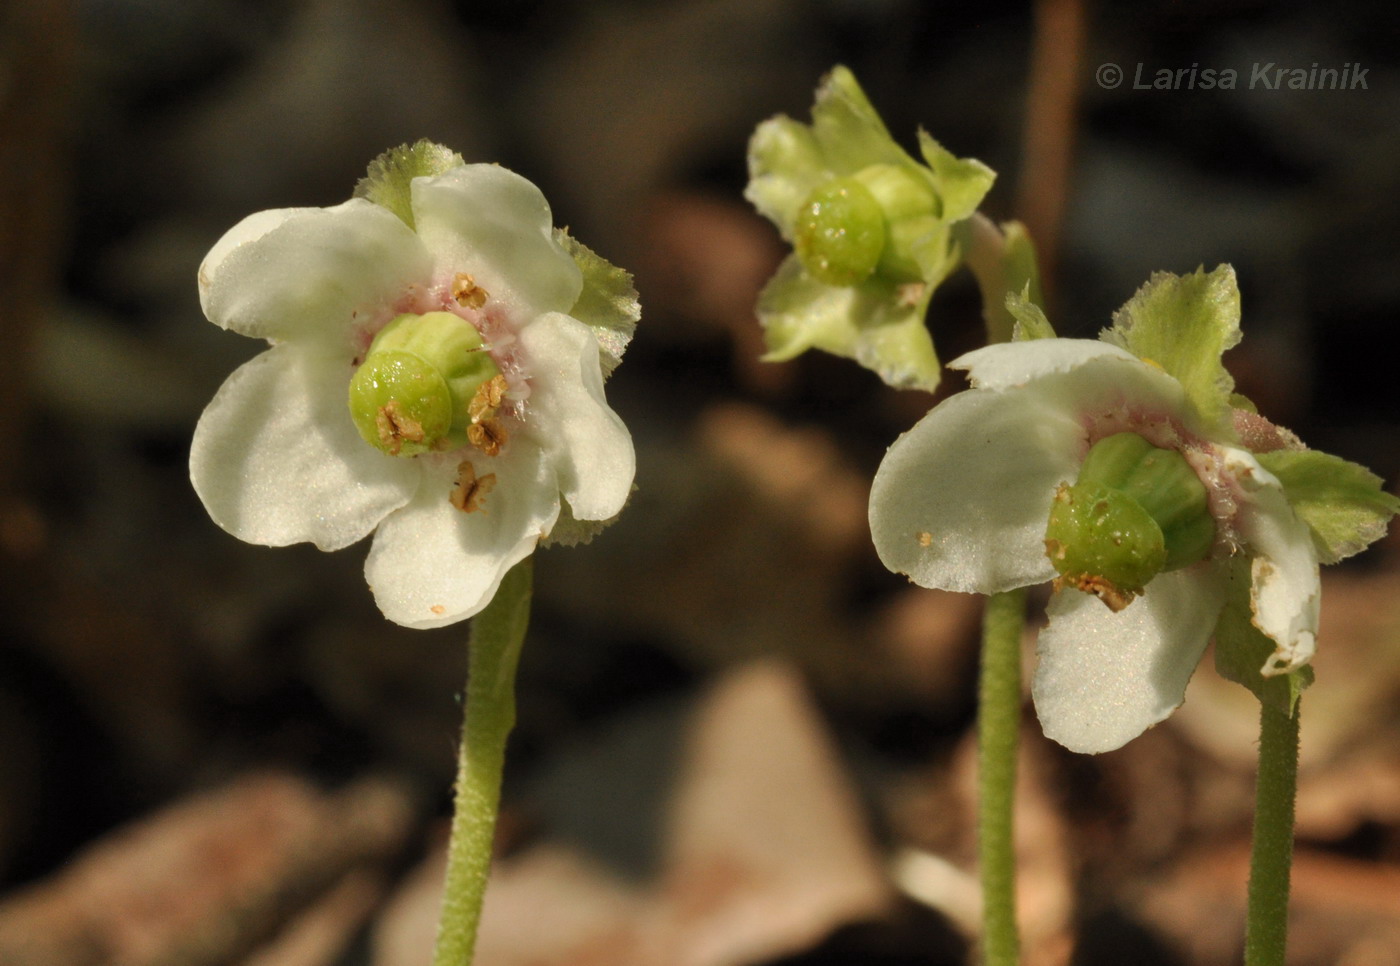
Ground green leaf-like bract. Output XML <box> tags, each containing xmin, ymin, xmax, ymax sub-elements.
<box><xmin>1256</xmin><ymin>449</ymin><xmax>1400</xmax><ymax>565</ymax></box>
<box><xmin>540</xmin><ymin>234</ymin><xmax>639</xmax><ymax>547</ymax></box>
<box><xmin>355</xmin><ymin>140</ymin><xmax>466</xmax><ymax>229</ymax></box>
<box><xmin>555</xmin><ymin>230</ymin><xmax>639</xmax><ymax>379</ymax></box>
<box><xmin>1213</xmin><ymin>557</ymin><xmax>1312</xmax><ymax>712</ymax></box>
<box><xmin>1102</xmin><ymin>265</ymin><xmax>1241</xmax><ymax>428</ymax></box>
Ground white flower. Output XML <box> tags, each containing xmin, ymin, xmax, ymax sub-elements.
<box><xmin>868</xmin><ymin>338</ymin><xmax>1319</xmax><ymax>753</ymax></box>
<box><xmin>191</xmin><ymin>159</ymin><xmax>636</xmax><ymax>629</ymax></box>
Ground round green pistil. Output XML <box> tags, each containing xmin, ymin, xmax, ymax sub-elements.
<box><xmin>348</xmin><ymin>351</ymin><xmax>453</xmax><ymax>456</ymax></box>
<box><xmin>347</xmin><ymin>311</ymin><xmax>502</xmax><ymax>457</ymax></box>
<box><xmin>1076</xmin><ymin>432</ymin><xmax>1215</xmax><ymax>570</ymax></box>
<box><xmin>1044</xmin><ymin>432</ymin><xmax>1216</xmax><ymax>609</ymax></box>
<box><xmin>794</xmin><ymin>177</ymin><xmax>886</xmax><ymax>286</ymax></box>
<box><xmin>1045</xmin><ymin>481</ymin><xmax>1167</xmax><ymax>608</ymax></box>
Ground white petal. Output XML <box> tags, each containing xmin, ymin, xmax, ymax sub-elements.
<box><xmin>871</xmin><ymin>341</ymin><xmax>1204</xmax><ymax>594</ymax></box>
<box><xmin>967</xmin><ymin>342</ymin><xmax>1193</xmax><ymax>441</ymax></box>
<box><xmin>519</xmin><ymin>312</ymin><xmax>635</xmax><ymax>521</ymax></box>
<box><xmin>412</xmin><ymin>165</ymin><xmax>583</xmax><ymax>318</ymax></box>
<box><xmin>190</xmin><ymin>344</ymin><xmax>417</xmax><ymax>550</ymax></box>
<box><xmin>199</xmin><ymin>199</ymin><xmax>431</xmax><ymax>344</ymax></box>
<box><xmin>869</xmin><ymin>385</ymin><xmax>1082</xmax><ymax>593</ymax></box>
<box><xmin>199</xmin><ymin>207</ymin><xmax>313</xmax><ymax>303</ymax></box>
<box><xmin>364</xmin><ymin>444</ymin><xmax>561</xmax><ymax>629</ymax></box>
<box><xmin>953</xmin><ymin>339</ymin><xmax>1136</xmax><ymax>389</ymax></box>
<box><xmin>1032</xmin><ymin>565</ymin><xmax>1227</xmax><ymax>753</ymax></box>
<box><xmin>1221</xmin><ymin>447</ymin><xmax>1321</xmax><ymax>674</ymax></box>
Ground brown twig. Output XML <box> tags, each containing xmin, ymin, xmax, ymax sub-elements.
<box><xmin>1016</xmin><ymin>0</ymin><xmax>1087</xmax><ymax>311</ymax></box>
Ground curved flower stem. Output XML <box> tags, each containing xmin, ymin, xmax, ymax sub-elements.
<box><xmin>1244</xmin><ymin>699</ymin><xmax>1300</xmax><ymax>966</ymax></box>
<box><xmin>432</xmin><ymin>558</ymin><xmax>534</xmax><ymax>966</ymax></box>
<box><xmin>978</xmin><ymin>587</ymin><xmax>1026</xmax><ymax>966</ymax></box>
<box><xmin>961</xmin><ymin>214</ymin><xmax>1018</xmax><ymax>346</ymax></box>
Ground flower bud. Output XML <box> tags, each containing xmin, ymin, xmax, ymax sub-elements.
<box><xmin>348</xmin><ymin>311</ymin><xmax>501</xmax><ymax>456</ymax></box>
<box><xmin>1044</xmin><ymin>432</ymin><xmax>1215</xmax><ymax>610</ymax></box>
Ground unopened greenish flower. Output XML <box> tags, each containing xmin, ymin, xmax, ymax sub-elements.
<box><xmin>745</xmin><ymin>65</ymin><xmax>995</xmax><ymax>390</ymax></box>
<box><xmin>191</xmin><ymin>142</ymin><xmax>638</xmax><ymax>628</ymax></box>
<box><xmin>870</xmin><ymin>266</ymin><xmax>1398</xmax><ymax>752</ymax></box>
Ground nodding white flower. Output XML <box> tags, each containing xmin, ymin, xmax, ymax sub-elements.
<box><xmin>869</xmin><ymin>268</ymin><xmax>1397</xmax><ymax>753</ymax></box>
<box><xmin>191</xmin><ymin>144</ymin><xmax>637</xmax><ymax>629</ymax></box>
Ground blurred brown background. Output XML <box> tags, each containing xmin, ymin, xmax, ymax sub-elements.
<box><xmin>1</xmin><ymin>1</ymin><xmax>1398</xmax><ymax>964</ymax></box>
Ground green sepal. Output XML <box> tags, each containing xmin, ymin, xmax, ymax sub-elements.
<box><xmin>539</xmin><ymin>488</ymin><xmax>633</xmax><ymax>549</ymax></box>
<box><xmin>745</xmin><ymin>116</ymin><xmax>826</xmax><ymax>234</ymax></box>
<box><xmin>756</xmin><ymin>254</ymin><xmax>941</xmax><ymax>391</ymax></box>
<box><xmin>1256</xmin><ymin>449</ymin><xmax>1400</xmax><ymax>564</ymax></box>
<box><xmin>917</xmin><ymin>130</ymin><xmax>996</xmax><ymax>223</ymax></box>
<box><xmin>354</xmin><ymin>140</ymin><xmax>465</xmax><ymax>230</ymax></box>
<box><xmin>1214</xmin><ymin>556</ymin><xmax>1313</xmax><ymax>712</ymax></box>
<box><xmin>807</xmin><ymin>64</ymin><xmax>910</xmax><ymax>175</ymax></box>
<box><xmin>745</xmin><ymin>65</ymin><xmax>931</xmax><ymax>242</ymax></box>
<box><xmin>1007</xmin><ymin>284</ymin><xmax>1054</xmax><ymax>342</ymax></box>
<box><xmin>1102</xmin><ymin>265</ymin><xmax>1241</xmax><ymax>429</ymax></box>
<box><xmin>554</xmin><ymin>230</ymin><xmax>639</xmax><ymax>378</ymax></box>
<box><xmin>1229</xmin><ymin>392</ymin><xmax>1258</xmax><ymax>414</ymax></box>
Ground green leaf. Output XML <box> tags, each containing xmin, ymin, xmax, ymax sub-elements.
<box><xmin>1102</xmin><ymin>265</ymin><xmax>1241</xmax><ymax>427</ymax></box>
<box><xmin>1256</xmin><ymin>449</ymin><xmax>1400</xmax><ymax>564</ymax></box>
<box><xmin>917</xmin><ymin>130</ymin><xmax>996</xmax><ymax>223</ymax></box>
<box><xmin>554</xmin><ymin>230</ymin><xmax>639</xmax><ymax>378</ymax></box>
<box><xmin>1007</xmin><ymin>284</ymin><xmax>1054</xmax><ymax>341</ymax></box>
<box><xmin>354</xmin><ymin>140</ymin><xmax>465</xmax><ymax>229</ymax></box>
<box><xmin>1214</xmin><ymin>557</ymin><xmax>1313</xmax><ymax>712</ymax></box>
<box><xmin>756</xmin><ymin>254</ymin><xmax>940</xmax><ymax>391</ymax></box>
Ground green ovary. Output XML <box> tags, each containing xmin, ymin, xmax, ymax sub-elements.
<box><xmin>793</xmin><ymin>164</ymin><xmax>942</xmax><ymax>287</ymax></box>
<box><xmin>794</xmin><ymin>177</ymin><xmax>886</xmax><ymax>286</ymax></box>
<box><xmin>1044</xmin><ymin>432</ymin><xmax>1215</xmax><ymax>608</ymax></box>
<box><xmin>347</xmin><ymin>311</ymin><xmax>501</xmax><ymax>457</ymax></box>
